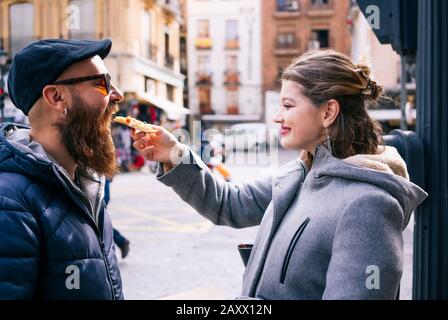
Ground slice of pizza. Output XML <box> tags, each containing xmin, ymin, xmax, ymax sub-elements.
<box><xmin>113</xmin><ymin>116</ymin><xmax>158</xmax><ymax>133</ymax></box>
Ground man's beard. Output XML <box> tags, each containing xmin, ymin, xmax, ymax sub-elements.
<box><xmin>57</xmin><ymin>92</ymin><xmax>119</xmax><ymax>179</ymax></box>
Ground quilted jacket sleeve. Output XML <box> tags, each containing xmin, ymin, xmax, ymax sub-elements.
<box><xmin>0</xmin><ymin>194</ymin><xmax>41</xmax><ymax>299</ymax></box>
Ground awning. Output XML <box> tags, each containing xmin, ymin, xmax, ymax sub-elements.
<box><xmin>136</xmin><ymin>91</ymin><xmax>191</xmax><ymax>120</ymax></box>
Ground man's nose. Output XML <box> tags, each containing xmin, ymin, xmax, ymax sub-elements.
<box><xmin>110</xmin><ymin>82</ymin><xmax>124</xmax><ymax>103</ymax></box>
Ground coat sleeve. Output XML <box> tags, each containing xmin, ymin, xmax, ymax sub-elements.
<box><xmin>156</xmin><ymin>147</ymin><xmax>273</xmax><ymax>228</ymax></box>
<box><xmin>322</xmin><ymin>192</ymin><xmax>404</xmax><ymax>300</ymax></box>
<box><xmin>0</xmin><ymin>195</ymin><xmax>40</xmax><ymax>299</ymax></box>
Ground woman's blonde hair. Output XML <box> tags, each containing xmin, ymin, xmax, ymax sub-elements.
<box><xmin>281</xmin><ymin>50</ymin><xmax>384</xmax><ymax>164</ymax></box>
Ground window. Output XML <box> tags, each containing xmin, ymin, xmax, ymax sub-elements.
<box><xmin>277</xmin><ymin>0</ymin><xmax>300</xmax><ymax>11</ymax></box>
<box><xmin>165</xmin><ymin>26</ymin><xmax>173</xmax><ymax>68</ymax></box>
<box><xmin>312</xmin><ymin>0</ymin><xmax>329</xmax><ymax>5</ymax></box>
<box><xmin>226</xmin><ymin>55</ymin><xmax>238</xmax><ymax>73</ymax></box>
<box><xmin>165</xmin><ymin>27</ymin><xmax>170</xmax><ymax>57</ymax></box>
<box><xmin>276</xmin><ymin>32</ymin><xmax>296</xmax><ymax>49</ymax></box>
<box><xmin>225</xmin><ymin>20</ymin><xmax>239</xmax><ymax>48</ymax></box>
<box><xmin>198</xmin><ymin>55</ymin><xmax>211</xmax><ymax>74</ymax></box>
<box><xmin>198</xmin><ymin>20</ymin><xmax>210</xmax><ymax>37</ymax></box>
<box><xmin>225</xmin><ymin>56</ymin><xmax>239</xmax><ymax>85</ymax></box>
<box><xmin>277</xmin><ymin>0</ymin><xmax>287</xmax><ymax>10</ymax></box>
<box><xmin>196</xmin><ymin>20</ymin><xmax>212</xmax><ymax>49</ymax></box>
<box><xmin>167</xmin><ymin>85</ymin><xmax>175</xmax><ymax>102</ymax></box>
<box><xmin>145</xmin><ymin>77</ymin><xmax>156</xmax><ymax>94</ymax></box>
<box><xmin>226</xmin><ymin>88</ymin><xmax>239</xmax><ymax>114</ymax></box>
<box><xmin>198</xmin><ymin>87</ymin><xmax>212</xmax><ymax>114</ymax></box>
<box><xmin>68</xmin><ymin>0</ymin><xmax>96</xmax><ymax>40</ymax></box>
<box><xmin>312</xmin><ymin>30</ymin><xmax>329</xmax><ymax>48</ymax></box>
<box><xmin>9</xmin><ymin>2</ymin><xmax>34</xmax><ymax>55</ymax></box>
<box><xmin>197</xmin><ymin>56</ymin><xmax>211</xmax><ymax>84</ymax></box>
<box><xmin>142</xmin><ymin>10</ymin><xmax>152</xmax><ymax>59</ymax></box>
<box><xmin>226</xmin><ymin>88</ymin><xmax>238</xmax><ymax>107</ymax></box>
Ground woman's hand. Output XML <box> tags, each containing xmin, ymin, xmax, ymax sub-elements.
<box><xmin>131</xmin><ymin>125</ymin><xmax>185</xmax><ymax>168</ymax></box>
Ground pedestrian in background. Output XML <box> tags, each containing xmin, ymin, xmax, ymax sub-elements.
<box><xmin>208</xmin><ymin>137</ymin><xmax>232</xmax><ymax>182</ymax></box>
<box><xmin>133</xmin><ymin>50</ymin><xmax>427</xmax><ymax>300</ymax></box>
<box><xmin>104</xmin><ymin>178</ymin><xmax>131</xmax><ymax>259</ymax></box>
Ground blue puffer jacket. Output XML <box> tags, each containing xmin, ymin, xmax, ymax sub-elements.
<box><xmin>0</xmin><ymin>123</ymin><xmax>123</xmax><ymax>299</ymax></box>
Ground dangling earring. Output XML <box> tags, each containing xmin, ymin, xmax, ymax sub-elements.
<box><xmin>324</xmin><ymin>127</ymin><xmax>333</xmax><ymax>154</ymax></box>
<box><xmin>63</xmin><ymin>108</ymin><xmax>67</xmax><ymax>116</ymax></box>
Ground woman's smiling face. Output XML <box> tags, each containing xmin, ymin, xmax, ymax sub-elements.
<box><xmin>274</xmin><ymin>80</ymin><xmax>325</xmax><ymax>153</ymax></box>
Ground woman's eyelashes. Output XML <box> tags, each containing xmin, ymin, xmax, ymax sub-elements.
<box><xmin>283</xmin><ymin>104</ymin><xmax>294</xmax><ymax>110</ymax></box>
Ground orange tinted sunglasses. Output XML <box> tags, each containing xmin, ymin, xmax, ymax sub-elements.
<box><xmin>53</xmin><ymin>73</ymin><xmax>111</xmax><ymax>96</ymax></box>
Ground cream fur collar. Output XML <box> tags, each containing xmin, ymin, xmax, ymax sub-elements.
<box><xmin>343</xmin><ymin>146</ymin><xmax>410</xmax><ymax>180</ymax></box>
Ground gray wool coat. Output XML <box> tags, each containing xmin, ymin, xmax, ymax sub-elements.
<box><xmin>156</xmin><ymin>144</ymin><xmax>428</xmax><ymax>300</ymax></box>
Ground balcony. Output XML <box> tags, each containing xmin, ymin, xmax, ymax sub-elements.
<box><xmin>225</xmin><ymin>38</ymin><xmax>240</xmax><ymax>50</ymax></box>
<box><xmin>196</xmin><ymin>72</ymin><xmax>213</xmax><ymax>86</ymax></box>
<box><xmin>200</xmin><ymin>102</ymin><xmax>214</xmax><ymax>115</ymax></box>
<box><xmin>227</xmin><ymin>105</ymin><xmax>239</xmax><ymax>115</ymax></box>
<box><xmin>195</xmin><ymin>37</ymin><xmax>212</xmax><ymax>50</ymax></box>
<box><xmin>306</xmin><ymin>1</ymin><xmax>335</xmax><ymax>17</ymax></box>
<box><xmin>224</xmin><ymin>71</ymin><xmax>241</xmax><ymax>86</ymax></box>
<box><xmin>165</xmin><ymin>55</ymin><xmax>174</xmax><ymax>68</ymax></box>
<box><xmin>273</xmin><ymin>0</ymin><xmax>301</xmax><ymax>19</ymax></box>
<box><xmin>274</xmin><ymin>38</ymin><xmax>300</xmax><ymax>56</ymax></box>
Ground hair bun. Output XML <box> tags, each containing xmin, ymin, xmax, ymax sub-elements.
<box><xmin>368</xmin><ymin>79</ymin><xmax>381</xmax><ymax>100</ymax></box>
<box><xmin>360</xmin><ymin>78</ymin><xmax>382</xmax><ymax>100</ymax></box>
<box><xmin>355</xmin><ymin>63</ymin><xmax>372</xmax><ymax>78</ymax></box>
<box><xmin>355</xmin><ymin>64</ymin><xmax>382</xmax><ymax>100</ymax></box>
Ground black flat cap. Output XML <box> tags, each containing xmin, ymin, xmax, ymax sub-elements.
<box><xmin>7</xmin><ymin>38</ymin><xmax>112</xmax><ymax>115</ymax></box>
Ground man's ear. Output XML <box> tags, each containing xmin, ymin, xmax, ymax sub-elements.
<box><xmin>41</xmin><ymin>85</ymin><xmax>67</xmax><ymax>113</ymax></box>
<box><xmin>322</xmin><ymin>99</ymin><xmax>340</xmax><ymax>129</ymax></box>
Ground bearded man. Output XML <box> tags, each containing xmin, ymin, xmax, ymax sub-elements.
<box><xmin>0</xmin><ymin>39</ymin><xmax>124</xmax><ymax>299</ymax></box>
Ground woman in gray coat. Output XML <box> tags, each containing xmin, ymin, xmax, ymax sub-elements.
<box><xmin>132</xmin><ymin>50</ymin><xmax>427</xmax><ymax>300</ymax></box>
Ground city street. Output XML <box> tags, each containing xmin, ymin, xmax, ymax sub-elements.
<box><xmin>109</xmin><ymin>149</ymin><xmax>414</xmax><ymax>300</ymax></box>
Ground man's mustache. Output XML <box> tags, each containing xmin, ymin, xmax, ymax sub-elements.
<box><xmin>108</xmin><ymin>103</ymin><xmax>119</xmax><ymax>117</ymax></box>
<box><xmin>99</xmin><ymin>103</ymin><xmax>119</xmax><ymax>124</ymax></box>
<box><xmin>97</xmin><ymin>103</ymin><xmax>118</xmax><ymax>118</ymax></box>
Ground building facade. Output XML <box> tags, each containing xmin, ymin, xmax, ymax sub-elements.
<box><xmin>187</xmin><ymin>0</ymin><xmax>262</xmax><ymax>130</ymax></box>
<box><xmin>262</xmin><ymin>0</ymin><xmax>352</xmax><ymax>130</ymax></box>
<box><xmin>262</xmin><ymin>0</ymin><xmax>352</xmax><ymax>93</ymax></box>
<box><xmin>0</xmin><ymin>0</ymin><xmax>187</xmax><ymax>124</ymax></box>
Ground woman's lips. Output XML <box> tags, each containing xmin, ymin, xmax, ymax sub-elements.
<box><xmin>280</xmin><ymin>126</ymin><xmax>291</xmax><ymax>136</ymax></box>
